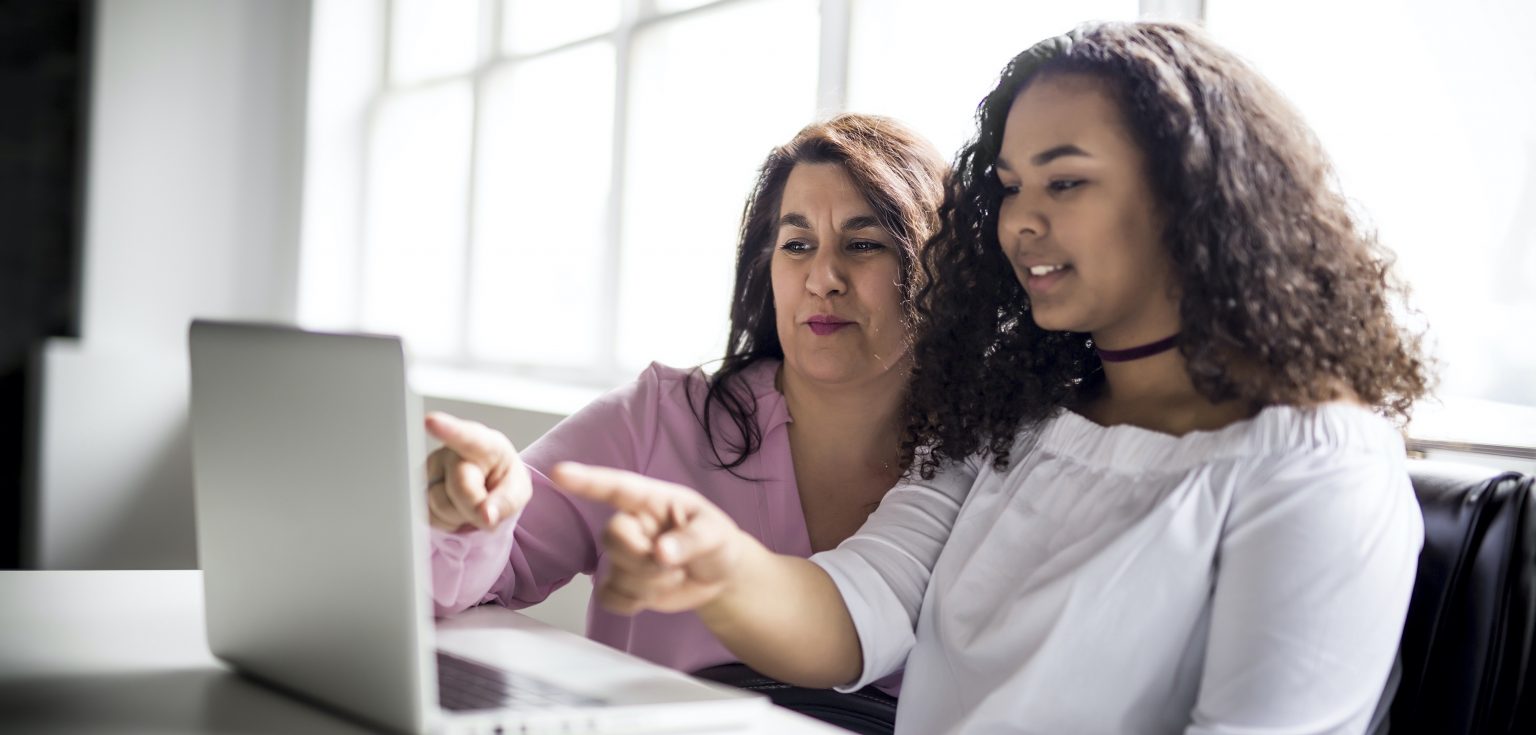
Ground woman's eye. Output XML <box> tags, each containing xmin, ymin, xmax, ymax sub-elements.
<box><xmin>849</xmin><ymin>240</ymin><xmax>886</xmax><ymax>252</ymax></box>
<box><xmin>1048</xmin><ymin>179</ymin><xmax>1085</xmax><ymax>193</ymax></box>
<box><xmin>999</xmin><ymin>183</ymin><xmax>1021</xmax><ymax>197</ymax></box>
<box><xmin>780</xmin><ymin>240</ymin><xmax>811</xmax><ymax>254</ymax></box>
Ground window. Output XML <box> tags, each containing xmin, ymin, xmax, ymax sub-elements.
<box><xmin>1205</xmin><ymin>0</ymin><xmax>1536</xmax><ymax>450</ymax></box>
<box><xmin>614</xmin><ymin>0</ymin><xmax>821</xmax><ymax>370</ymax></box>
<box><xmin>303</xmin><ymin>0</ymin><xmax>1530</xmax><ymax>450</ymax></box>
<box><xmin>304</xmin><ymin>0</ymin><xmax>1140</xmax><ymax>390</ymax></box>
<box><xmin>846</xmin><ymin>0</ymin><xmax>1140</xmax><ymax>158</ymax></box>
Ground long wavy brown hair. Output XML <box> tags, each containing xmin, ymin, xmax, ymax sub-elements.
<box><xmin>903</xmin><ymin>21</ymin><xmax>1431</xmax><ymax>479</ymax></box>
<box><xmin>692</xmin><ymin>114</ymin><xmax>948</xmax><ymax>474</ymax></box>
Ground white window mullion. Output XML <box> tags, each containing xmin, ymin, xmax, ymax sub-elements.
<box><xmin>1140</xmin><ymin>0</ymin><xmax>1204</xmax><ymax>21</ymax></box>
<box><xmin>601</xmin><ymin>0</ymin><xmax>643</xmax><ymax>382</ymax></box>
<box><xmin>456</xmin><ymin>0</ymin><xmax>500</xmax><ymax>363</ymax></box>
<box><xmin>355</xmin><ymin>0</ymin><xmax>399</xmax><ymax>329</ymax></box>
<box><xmin>817</xmin><ymin>0</ymin><xmax>852</xmax><ymax>116</ymax></box>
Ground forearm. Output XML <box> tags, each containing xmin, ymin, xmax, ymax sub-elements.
<box><xmin>696</xmin><ymin>534</ymin><xmax>862</xmax><ymax>688</ymax></box>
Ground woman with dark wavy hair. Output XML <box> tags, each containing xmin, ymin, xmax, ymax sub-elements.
<box><xmin>554</xmin><ymin>21</ymin><xmax>1431</xmax><ymax>735</ymax></box>
<box><xmin>422</xmin><ymin>113</ymin><xmax>946</xmax><ymax>734</ymax></box>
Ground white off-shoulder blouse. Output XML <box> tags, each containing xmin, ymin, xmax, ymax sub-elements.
<box><xmin>811</xmin><ymin>403</ymin><xmax>1422</xmax><ymax>735</ymax></box>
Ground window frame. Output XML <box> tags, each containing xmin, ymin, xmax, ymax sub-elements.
<box><xmin>354</xmin><ymin>0</ymin><xmax>1193</xmax><ymax>386</ymax></box>
<box><xmin>352</xmin><ymin>0</ymin><xmax>856</xmax><ymax>388</ymax></box>
<box><xmin>335</xmin><ymin>0</ymin><xmax>1536</xmax><ymax>457</ymax></box>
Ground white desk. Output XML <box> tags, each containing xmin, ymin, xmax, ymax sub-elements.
<box><xmin>0</xmin><ymin>571</ymin><xmax>849</xmax><ymax>734</ymax></box>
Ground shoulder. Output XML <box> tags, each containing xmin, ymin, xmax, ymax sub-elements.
<box><xmin>619</xmin><ymin>359</ymin><xmax>789</xmax><ymax>437</ymax></box>
<box><xmin>520</xmin><ymin>362</ymin><xmax>705</xmax><ymax>469</ymax></box>
<box><xmin>1222</xmin><ymin>403</ymin><xmax>1421</xmax><ymax>544</ymax></box>
<box><xmin>904</xmin><ymin>431</ymin><xmax>1019</xmax><ymax>504</ymax></box>
<box><xmin>632</xmin><ymin>359</ymin><xmax>777</xmax><ymax>403</ymax></box>
<box><xmin>580</xmin><ymin>361</ymin><xmax>709</xmax><ymax>417</ymax></box>
<box><xmin>1242</xmin><ymin>402</ymin><xmax>1404</xmax><ymax>455</ymax></box>
<box><xmin>1230</xmin><ymin>403</ymin><xmax>1408</xmax><ymax>484</ymax></box>
<box><xmin>649</xmin><ymin>358</ymin><xmax>784</xmax><ymax>423</ymax></box>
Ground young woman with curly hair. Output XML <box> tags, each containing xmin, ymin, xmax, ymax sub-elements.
<box><xmin>553</xmin><ymin>22</ymin><xmax>1431</xmax><ymax>734</ymax></box>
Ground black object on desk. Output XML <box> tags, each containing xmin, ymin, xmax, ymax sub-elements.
<box><xmin>694</xmin><ymin>663</ymin><xmax>897</xmax><ymax>735</ymax></box>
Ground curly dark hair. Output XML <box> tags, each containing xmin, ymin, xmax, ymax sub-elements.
<box><xmin>691</xmin><ymin>114</ymin><xmax>948</xmax><ymax>474</ymax></box>
<box><xmin>903</xmin><ymin>21</ymin><xmax>1431</xmax><ymax>479</ymax></box>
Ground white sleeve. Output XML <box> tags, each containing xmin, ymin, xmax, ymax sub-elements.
<box><xmin>1187</xmin><ymin>448</ymin><xmax>1424</xmax><ymax>735</ymax></box>
<box><xmin>810</xmin><ymin>455</ymin><xmax>978</xmax><ymax>691</ymax></box>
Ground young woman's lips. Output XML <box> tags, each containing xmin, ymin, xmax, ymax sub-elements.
<box><xmin>1024</xmin><ymin>265</ymin><xmax>1072</xmax><ymax>294</ymax></box>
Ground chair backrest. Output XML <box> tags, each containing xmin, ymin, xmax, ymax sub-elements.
<box><xmin>1393</xmin><ymin>460</ymin><xmax>1535</xmax><ymax>734</ymax></box>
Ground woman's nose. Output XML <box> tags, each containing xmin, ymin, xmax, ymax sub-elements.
<box><xmin>1000</xmin><ymin>198</ymin><xmax>1047</xmax><ymax>242</ymax></box>
<box><xmin>805</xmin><ymin>247</ymin><xmax>848</xmax><ymax>298</ymax></box>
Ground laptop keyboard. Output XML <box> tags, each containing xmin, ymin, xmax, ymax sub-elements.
<box><xmin>437</xmin><ymin>651</ymin><xmax>608</xmax><ymax>712</ymax></box>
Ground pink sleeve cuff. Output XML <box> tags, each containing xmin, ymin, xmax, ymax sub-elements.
<box><xmin>428</xmin><ymin>514</ymin><xmax>521</xmax><ymax>618</ymax></box>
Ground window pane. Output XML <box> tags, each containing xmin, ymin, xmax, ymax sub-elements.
<box><xmin>1207</xmin><ymin>0</ymin><xmax>1536</xmax><ymax>408</ymax></box>
<box><xmin>471</xmin><ymin>42</ymin><xmax>616</xmax><ymax>368</ymax></box>
<box><xmin>503</xmin><ymin>0</ymin><xmax>620</xmax><ymax>54</ymax></box>
<box><xmin>389</xmin><ymin>0</ymin><xmax>481</xmax><ymax>85</ymax></box>
<box><xmin>652</xmin><ymin>0</ymin><xmax>723</xmax><ymax>13</ymax></box>
<box><xmin>847</xmin><ymin>0</ymin><xmax>1139</xmax><ymax>158</ymax></box>
<box><xmin>364</xmin><ymin>83</ymin><xmax>474</xmax><ymax>359</ymax></box>
<box><xmin>619</xmin><ymin>0</ymin><xmax>820</xmax><ymax>372</ymax></box>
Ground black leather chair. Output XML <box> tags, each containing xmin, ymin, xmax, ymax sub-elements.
<box><xmin>1392</xmin><ymin>460</ymin><xmax>1535</xmax><ymax>734</ymax></box>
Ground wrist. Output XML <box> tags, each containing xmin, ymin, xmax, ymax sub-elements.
<box><xmin>696</xmin><ymin>529</ymin><xmax>764</xmax><ymax>625</ymax></box>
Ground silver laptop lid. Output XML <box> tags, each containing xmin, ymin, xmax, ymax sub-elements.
<box><xmin>188</xmin><ymin>320</ymin><xmax>435</xmax><ymax>734</ymax></box>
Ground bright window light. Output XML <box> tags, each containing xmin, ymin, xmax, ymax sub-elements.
<box><xmin>389</xmin><ymin>0</ymin><xmax>480</xmax><ymax>84</ymax></box>
<box><xmin>847</xmin><ymin>0</ymin><xmax>1140</xmax><ymax>158</ymax></box>
<box><xmin>618</xmin><ymin>0</ymin><xmax>819</xmax><ymax>372</ymax></box>
<box><xmin>363</xmin><ymin>82</ymin><xmax>474</xmax><ymax>360</ymax></box>
<box><xmin>502</xmin><ymin>0</ymin><xmax>621</xmax><ymax>54</ymax></box>
<box><xmin>1207</xmin><ymin>0</ymin><xmax>1536</xmax><ymax>426</ymax></box>
<box><xmin>471</xmin><ymin>41</ymin><xmax>616</xmax><ymax>369</ymax></box>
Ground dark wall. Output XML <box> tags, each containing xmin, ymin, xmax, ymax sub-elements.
<box><xmin>0</xmin><ymin>0</ymin><xmax>92</xmax><ymax>568</ymax></box>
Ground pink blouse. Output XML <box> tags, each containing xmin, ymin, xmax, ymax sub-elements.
<box><xmin>430</xmin><ymin>360</ymin><xmax>821</xmax><ymax>676</ymax></box>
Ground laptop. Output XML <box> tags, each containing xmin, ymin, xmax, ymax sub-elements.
<box><xmin>187</xmin><ymin>319</ymin><xmax>767</xmax><ymax>734</ymax></box>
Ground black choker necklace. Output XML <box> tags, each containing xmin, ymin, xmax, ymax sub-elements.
<box><xmin>1094</xmin><ymin>333</ymin><xmax>1180</xmax><ymax>363</ymax></box>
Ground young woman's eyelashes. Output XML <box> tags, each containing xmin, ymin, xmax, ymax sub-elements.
<box><xmin>997</xmin><ymin>178</ymin><xmax>1088</xmax><ymax>197</ymax></box>
<box><xmin>1046</xmin><ymin>178</ymin><xmax>1086</xmax><ymax>193</ymax></box>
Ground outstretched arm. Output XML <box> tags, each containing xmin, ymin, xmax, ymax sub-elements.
<box><xmin>551</xmin><ymin>462</ymin><xmax>864</xmax><ymax>688</ymax></box>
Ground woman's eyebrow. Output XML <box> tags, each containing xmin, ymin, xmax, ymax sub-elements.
<box><xmin>842</xmin><ymin>215</ymin><xmax>881</xmax><ymax>231</ymax></box>
<box><xmin>778</xmin><ymin>212</ymin><xmax>813</xmax><ymax>229</ymax></box>
<box><xmin>1030</xmin><ymin>144</ymin><xmax>1092</xmax><ymax>166</ymax></box>
<box><xmin>778</xmin><ymin>213</ymin><xmax>882</xmax><ymax>232</ymax></box>
<box><xmin>997</xmin><ymin>145</ymin><xmax>1092</xmax><ymax>174</ymax></box>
